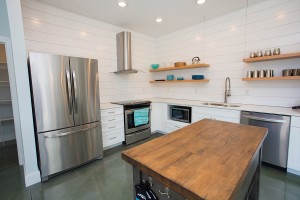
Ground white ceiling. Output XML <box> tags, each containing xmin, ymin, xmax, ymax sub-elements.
<box><xmin>36</xmin><ymin>0</ymin><xmax>263</xmax><ymax>37</ymax></box>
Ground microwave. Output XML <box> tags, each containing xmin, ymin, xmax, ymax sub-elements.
<box><xmin>170</xmin><ymin>105</ymin><xmax>191</xmax><ymax>123</ymax></box>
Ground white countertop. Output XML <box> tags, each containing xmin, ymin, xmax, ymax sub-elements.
<box><xmin>100</xmin><ymin>103</ymin><xmax>123</xmax><ymax>110</ymax></box>
<box><xmin>149</xmin><ymin>98</ymin><xmax>300</xmax><ymax>117</ymax></box>
<box><xmin>100</xmin><ymin>98</ymin><xmax>300</xmax><ymax>117</ymax></box>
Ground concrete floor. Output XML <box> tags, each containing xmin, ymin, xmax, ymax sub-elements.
<box><xmin>1</xmin><ymin>133</ymin><xmax>300</xmax><ymax>200</ymax></box>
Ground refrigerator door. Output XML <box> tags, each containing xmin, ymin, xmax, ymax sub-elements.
<box><xmin>69</xmin><ymin>57</ymin><xmax>100</xmax><ymax>125</ymax></box>
<box><xmin>38</xmin><ymin>121</ymin><xmax>103</xmax><ymax>181</ymax></box>
<box><xmin>28</xmin><ymin>52</ymin><xmax>74</xmax><ymax>133</ymax></box>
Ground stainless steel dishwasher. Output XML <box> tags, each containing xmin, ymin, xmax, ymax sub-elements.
<box><xmin>240</xmin><ymin>111</ymin><xmax>291</xmax><ymax>169</ymax></box>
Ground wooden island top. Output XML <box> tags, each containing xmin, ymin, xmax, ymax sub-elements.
<box><xmin>122</xmin><ymin>119</ymin><xmax>268</xmax><ymax>200</ymax></box>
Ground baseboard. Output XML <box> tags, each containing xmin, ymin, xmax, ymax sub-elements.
<box><xmin>287</xmin><ymin>168</ymin><xmax>300</xmax><ymax>176</ymax></box>
<box><xmin>103</xmin><ymin>142</ymin><xmax>123</xmax><ymax>150</ymax></box>
<box><xmin>25</xmin><ymin>171</ymin><xmax>41</xmax><ymax>187</ymax></box>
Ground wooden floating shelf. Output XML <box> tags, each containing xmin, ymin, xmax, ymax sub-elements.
<box><xmin>242</xmin><ymin>76</ymin><xmax>300</xmax><ymax>81</ymax></box>
<box><xmin>243</xmin><ymin>52</ymin><xmax>300</xmax><ymax>63</ymax></box>
<box><xmin>149</xmin><ymin>63</ymin><xmax>209</xmax><ymax>72</ymax></box>
<box><xmin>150</xmin><ymin>79</ymin><xmax>209</xmax><ymax>83</ymax></box>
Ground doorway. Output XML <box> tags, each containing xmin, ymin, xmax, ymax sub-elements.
<box><xmin>0</xmin><ymin>43</ymin><xmax>18</xmax><ymax>169</ymax></box>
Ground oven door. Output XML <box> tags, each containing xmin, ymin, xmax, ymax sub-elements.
<box><xmin>125</xmin><ymin>108</ymin><xmax>151</xmax><ymax>134</ymax></box>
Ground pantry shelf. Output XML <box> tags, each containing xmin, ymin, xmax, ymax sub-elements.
<box><xmin>149</xmin><ymin>79</ymin><xmax>209</xmax><ymax>83</ymax></box>
<box><xmin>243</xmin><ymin>52</ymin><xmax>300</xmax><ymax>63</ymax></box>
<box><xmin>0</xmin><ymin>116</ymin><xmax>14</xmax><ymax>122</ymax></box>
<box><xmin>242</xmin><ymin>76</ymin><xmax>300</xmax><ymax>81</ymax></box>
<box><xmin>0</xmin><ymin>100</ymin><xmax>12</xmax><ymax>104</ymax></box>
<box><xmin>149</xmin><ymin>63</ymin><xmax>209</xmax><ymax>72</ymax></box>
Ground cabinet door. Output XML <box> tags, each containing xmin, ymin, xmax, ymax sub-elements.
<box><xmin>151</xmin><ymin>103</ymin><xmax>167</xmax><ymax>133</ymax></box>
<box><xmin>287</xmin><ymin>127</ymin><xmax>300</xmax><ymax>173</ymax></box>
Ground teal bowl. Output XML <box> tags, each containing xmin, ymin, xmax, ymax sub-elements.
<box><xmin>167</xmin><ymin>75</ymin><xmax>174</xmax><ymax>81</ymax></box>
<box><xmin>151</xmin><ymin>64</ymin><xmax>159</xmax><ymax>70</ymax></box>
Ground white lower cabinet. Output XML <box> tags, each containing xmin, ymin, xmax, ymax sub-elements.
<box><xmin>151</xmin><ymin>103</ymin><xmax>167</xmax><ymax>133</ymax></box>
<box><xmin>192</xmin><ymin>106</ymin><xmax>240</xmax><ymax>124</ymax></box>
<box><xmin>287</xmin><ymin>117</ymin><xmax>300</xmax><ymax>175</ymax></box>
<box><xmin>100</xmin><ymin>107</ymin><xmax>125</xmax><ymax>149</ymax></box>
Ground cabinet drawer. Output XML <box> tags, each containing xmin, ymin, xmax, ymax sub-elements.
<box><xmin>103</xmin><ymin>129</ymin><xmax>124</xmax><ymax>148</ymax></box>
<box><xmin>193</xmin><ymin>106</ymin><xmax>240</xmax><ymax>119</ymax></box>
<box><xmin>101</xmin><ymin>114</ymin><xmax>124</xmax><ymax>125</ymax></box>
<box><xmin>102</xmin><ymin>122</ymin><xmax>124</xmax><ymax>135</ymax></box>
<box><xmin>166</xmin><ymin>120</ymin><xmax>189</xmax><ymax>133</ymax></box>
<box><xmin>291</xmin><ymin>116</ymin><xmax>300</xmax><ymax>128</ymax></box>
<box><xmin>100</xmin><ymin>108</ymin><xmax>123</xmax><ymax>118</ymax></box>
<box><xmin>193</xmin><ymin>114</ymin><xmax>239</xmax><ymax>124</ymax></box>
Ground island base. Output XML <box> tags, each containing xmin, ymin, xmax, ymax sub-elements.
<box><xmin>132</xmin><ymin>148</ymin><xmax>262</xmax><ymax>200</ymax></box>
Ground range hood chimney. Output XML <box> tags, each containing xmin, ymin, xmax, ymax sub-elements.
<box><xmin>115</xmin><ymin>31</ymin><xmax>137</xmax><ymax>73</ymax></box>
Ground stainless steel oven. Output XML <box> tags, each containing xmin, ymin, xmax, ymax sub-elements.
<box><xmin>112</xmin><ymin>100</ymin><xmax>151</xmax><ymax>145</ymax></box>
<box><xmin>170</xmin><ymin>105</ymin><xmax>191</xmax><ymax>123</ymax></box>
<box><xmin>125</xmin><ymin>109</ymin><xmax>151</xmax><ymax>134</ymax></box>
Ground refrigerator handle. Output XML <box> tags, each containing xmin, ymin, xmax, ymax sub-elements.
<box><xmin>71</xmin><ymin>69</ymin><xmax>78</xmax><ymax>113</ymax></box>
<box><xmin>65</xmin><ymin>67</ymin><xmax>73</xmax><ymax>114</ymax></box>
<box><xmin>43</xmin><ymin>122</ymin><xmax>99</xmax><ymax>138</ymax></box>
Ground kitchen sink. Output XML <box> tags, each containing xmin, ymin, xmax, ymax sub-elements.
<box><xmin>203</xmin><ymin>102</ymin><xmax>241</xmax><ymax>107</ymax></box>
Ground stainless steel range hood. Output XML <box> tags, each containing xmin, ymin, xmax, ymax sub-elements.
<box><xmin>115</xmin><ymin>31</ymin><xmax>138</xmax><ymax>74</ymax></box>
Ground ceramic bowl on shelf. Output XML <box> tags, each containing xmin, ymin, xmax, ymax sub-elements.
<box><xmin>192</xmin><ymin>75</ymin><xmax>204</xmax><ymax>80</ymax></box>
<box><xmin>151</xmin><ymin>64</ymin><xmax>159</xmax><ymax>69</ymax></box>
<box><xmin>167</xmin><ymin>75</ymin><xmax>174</xmax><ymax>81</ymax></box>
<box><xmin>177</xmin><ymin>77</ymin><xmax>184</xmax><ymax>80</ymax></box>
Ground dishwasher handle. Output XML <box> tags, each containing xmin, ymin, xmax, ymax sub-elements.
<box><xmin>242</xmin><ymin>114</ymin><xmax>286</xmax><ymax>123</ymax></box>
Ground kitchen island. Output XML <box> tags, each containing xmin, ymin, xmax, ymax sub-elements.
<box><xmin>122</xmin><ymin>119</ymin><xmax>268</xmax><ymax>200</ymax></box>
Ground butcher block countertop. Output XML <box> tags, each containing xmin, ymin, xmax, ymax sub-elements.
<box><xmin>122</xmin><ymin>119</ymin><xmax>268</xmax><ymax>200</ymax></box>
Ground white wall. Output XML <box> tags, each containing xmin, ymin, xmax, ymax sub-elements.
<box><xmin>4</xmin><ymin>0</ymin><xmax>40</xmax><ymax>186</ymax></box>
<box><xmin>153</xmin><ymin>0</ymin><xmax>300</xmax><ymax>107</ymax></box>
<box><xmin>21</xmin><ymin>0</ymin><xmax>156</xmax><ymax>103</ymax></box>
<box><xmin>0</xmin><ymin>0</ymin><xmax>10</xmax><ymax>37</ymax></box>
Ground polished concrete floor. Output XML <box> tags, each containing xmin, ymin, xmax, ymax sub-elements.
<box><xmin>1</xmin><ymin>133</ymin><xmax>300</xmax><ymax>200</ymax></box>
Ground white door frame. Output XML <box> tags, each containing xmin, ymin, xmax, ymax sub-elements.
<box><xmin>0</xmin><ymin>36</ymin><xmax>24</xmax><ymax>165</ymax></box>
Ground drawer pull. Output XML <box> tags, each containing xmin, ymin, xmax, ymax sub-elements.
<box><xmin>108</xmin><ymin>111</ymin><xmax>115</xmax><ymax>114</ymax></box>
<box><xmin>109</xmin><ymin>137</ymin><xmax>117</xmax><ymax>140</ymax></box>
<box><xmin>108</xmin><ymin>119</ymin><xmax>116</xmax><ymax>122</ymax></box>
<box><xmin>159</xmin><ymin>187</ymin><xmax>170</xmax><ymax>198</ymax></box>
<box><xmin>109</xmin><ymin>126</ymin><xmax>116</xmax><ymax>129</ymax></box>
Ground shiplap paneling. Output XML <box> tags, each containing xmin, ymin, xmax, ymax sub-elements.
<box><xmin>21</xmin><ymin>0</ymin><xmax>155</xmax><ymax>103</ymax></box>
<box><xmin>154</xmin><ymin>0</ymin><xmax>300</xmax><ymax>107</ymax></box>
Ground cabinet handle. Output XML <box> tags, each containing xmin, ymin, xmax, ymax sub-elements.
<box><xmin>159</xmin><ymin>187</ymin><xmax>170</xmax><ymax>198</ymax></box>
<box><xmin>109</xmin><ymin>137</ymin><xmax>117</xmax><ymax>140</ymax></box>
<box><xmin>108</xmin><ymin>119</ymin><xmax>115</xmax><ymax>122</ymax></box>
<box><xmin>108</xmin><ymin>111</ymin><xmax>115</xmax><ymax>114</ymax></box>
<box><xmin>109</xmin><ymin>126</ymin><xmax>116</xmax><ymax>129</ymax></box>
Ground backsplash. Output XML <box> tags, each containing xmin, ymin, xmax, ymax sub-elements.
<box><xmin>21</xmin><ymin>0</ymin><xmax>300</xmax><ymax>107</ymax></box>
<box><xmin>153</xmin><ymin>0</ymin><xmax>300</xmax><ymax>107</ymax></box>
<box><xmin>21</xmin><ymin>0</ymin><xmax>155</xmax><ymax>103</ymax></box>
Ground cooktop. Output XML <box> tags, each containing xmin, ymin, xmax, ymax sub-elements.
<box><xmin>111</xmin><ymin>100</ymin><xmax>151</xmax><ymax>106</ymax></box>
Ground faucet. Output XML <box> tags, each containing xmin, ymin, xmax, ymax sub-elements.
<box><xmin>224</xmin><ymin>77</ymin><xmax>231</xmax><ymax>103</ymax></box>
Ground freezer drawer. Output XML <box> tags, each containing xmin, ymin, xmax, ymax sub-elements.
<box><xmin>38</xmin><ymin>122</ymin><xmax>103</xmax><ymax>181</ymax></box>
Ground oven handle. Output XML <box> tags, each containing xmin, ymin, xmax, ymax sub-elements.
<box><xmin>125</xmin><ymin>108</ymin><xmax>150</xmax><ymax>115</ymax></box>
<box><xmin>242</xmin><ymin>114</ymin><xmax>286</xmax><ymax>123</ymax></box>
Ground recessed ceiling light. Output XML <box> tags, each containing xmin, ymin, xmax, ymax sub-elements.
<box><xmin>196</xmin><ymin>0</ymin><xmax>206</xmax><ymax>5</ymax></box>
<box><xmin>156</xmin><ymin>17</ymin><xmax>163</xmax><ymax>23</ymax></box>
<box><xmin>118</xmin><ymin>0</ymin><xmax>127</xmax><ymax>7</ymax></box>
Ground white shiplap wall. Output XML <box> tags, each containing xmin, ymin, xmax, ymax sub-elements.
<box><xmin>21</xmin><ymin>0</ymin><xmax>156</xmax><ymax>103</ymax></box>
<box><xmin>153</xmin><ymin>0</ymin><xmax>300</xmax><ymax>107</ymax></box>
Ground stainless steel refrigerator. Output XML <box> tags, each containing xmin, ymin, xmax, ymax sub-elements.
<box><xmin>28</xmin><ymin>52</ymin><xmax>103</xmax><ymax>181</ymax></box>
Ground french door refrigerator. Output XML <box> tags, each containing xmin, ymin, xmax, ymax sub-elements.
<box><xmin>28</xmin><ymin>52</ymin><xmax>103</xmax><ymax>181</ymax></box>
